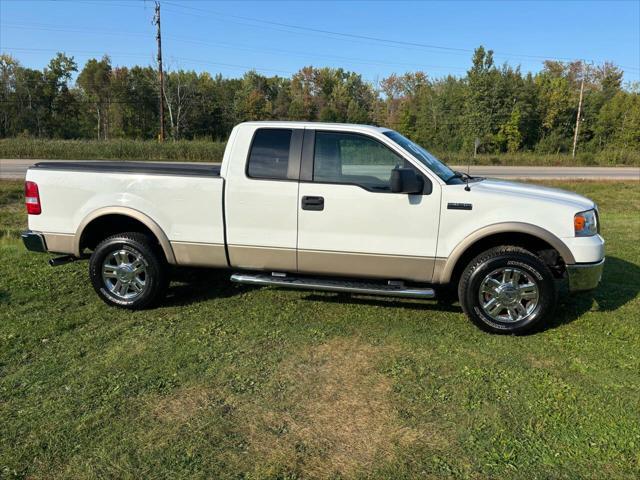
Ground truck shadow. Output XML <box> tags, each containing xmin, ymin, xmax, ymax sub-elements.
<box><xmin>161</xmin><ymin>256</ymin><xmax>639</xmax><ymax>333</ymax></box>
<box><xmin>299</xmin><ymin>293</ymin><xmax>461</xmax><ymax>313</ymax></box>
<box><xmin>163</xmin><ymin>268</ymin><xmax>259</xmax><ymax>307</ymax></box>
<box><xmin>299</xmin><ymin>256</ymin><xmax>639</xmax><ymax>333</ymax></box>
<box><xmin>547</xmin><ymin>255</ymin><xmax>640</xmax><ymax>331</ymax></box>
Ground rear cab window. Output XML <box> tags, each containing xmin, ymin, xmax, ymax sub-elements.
<box><xmin>247</xmin><ymin>128</ymin><xmax>295</xmax><ymax>180</ymax></box>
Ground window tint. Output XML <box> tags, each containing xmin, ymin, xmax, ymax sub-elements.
<box><xmin>313</xmin><ymin>132</ymin><xmax>404</xmax><ymax>191</ymax></box>
<box><xmin>247</xmin><ymin>129</ymin><xmax>292</xmax><ymax>180</ymax></box>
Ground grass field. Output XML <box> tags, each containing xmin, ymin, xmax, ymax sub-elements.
<box><xmin>0</xmin><ymin>179</ymin><xmax>639</xmax><ymax>479</ymax></box>
<box><xmin>1</xmin><ymin>138</ymin><xmax>638</xmax><ymax>166</ymax></box>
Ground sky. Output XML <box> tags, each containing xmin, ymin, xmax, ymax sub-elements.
<box><xmin>1</xmin><ymin>0</ymin><xmax>639</xmax><ymax>84</ymax></box>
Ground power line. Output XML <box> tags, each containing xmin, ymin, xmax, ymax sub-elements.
<box><xmin>1</xmin><ymin>47</ymin><xmax>296</xmax><ymax>76</ymax></box>
<box><xmin>4</xmin><ymin>20</ymin><xmax>638</xmax><ymax>74</ymax></box>
<box><xmin>0</xmin><ymin>22</ymin><xmax>469</xmax><ymax>74</ymax></box>
<box><xmin>12</xmin><ymin>0</ymin><xmax>634</xmax><ymax>72</ymax></box>
<box><xmin>4</xmin><ymin>46</ymin><xmax>153</xmax><ymax>59</ymax></box>
<box><xmin>161</xmin><ymin>1</ymin><xmax>640</xmax><ymax>71</ymax></box>
<box><xmin>159</xmin><ymin>34</ymin><xmax>469</xmax><ymax>73</ymax></box>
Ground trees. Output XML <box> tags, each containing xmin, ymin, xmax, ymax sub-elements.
<box><xmin>0</xmin><ymin>55</ymin><xmax>19</xmax><ymax>137</ymax></box>
<box><xmin>163</xmin><ymin>69</ymin><xmax>198</xmax><ymax>139</ymax></box>
<box><xmin>465</xmin><ymin>46</ymin><xmax>499</xmax><ymax>151</ymax></box>
<box><xmin>287</xmin><ymin>67</ymin><xmax>375</xmax><ymax>123</ymax></box>
<box><xmin>0</xmin><ymin>53</ymin><xmax>79</xmax><ymax>138</ymax></box>
<box><xmin>77</xmin><ymin>56</ymin><xmax>112</xmax><ymax>139</ymax></box>
<box><xmin>0</xmin><ymin>50</ymin><xmax>637</xmax><ymax>158</ymax></box>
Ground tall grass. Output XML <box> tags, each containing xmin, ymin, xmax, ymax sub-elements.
<box><xmin>436</xmin><ymin>149</ymin><xmax>640</xmax><ymax>167</ymax></box>
<box><xmin>0</xmin><ymin>138</ymin><xmax>227</xmax><ymax>162</ymax></box>
<box><xmin>0</xmin><ymin>138</ymin><xmax>638</xmax><ymax>166</ymax></box>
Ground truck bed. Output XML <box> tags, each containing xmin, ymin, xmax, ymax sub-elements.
<box><xmin>32</xmin><ymin>161</ymin><xmax>221</xmax><ymax>177</ymax></box>
<box><xmin>27</xmin><ymin>161</ymin><xmax>226</xmax><ymax>265</ymax></box>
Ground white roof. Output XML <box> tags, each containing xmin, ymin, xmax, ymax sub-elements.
<box><xmin>238</xmin><ymin>120</ymin><xmax>391</xmax><ymax>133</ymax></box>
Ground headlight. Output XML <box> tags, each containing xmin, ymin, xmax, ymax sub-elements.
<box><xmin>574</xmin><ymin>209</ymin><xmax>598</xmax><ymax>237</ymax></box>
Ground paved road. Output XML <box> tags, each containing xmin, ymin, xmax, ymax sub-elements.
<box><xmin>1</xmin><ymin>158</ymin><xmax>638</xmax><ymax>180</ymax></box>
<box><xmin>451</xmin><ymin>165</ymin><xmax>639</xmax><ymax>180</ymax></box>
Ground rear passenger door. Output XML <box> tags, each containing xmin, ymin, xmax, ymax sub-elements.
<box><xmin>225</xmin><ymin>127</ymin><xmax>303</xmax><ymax>271</ymax></box>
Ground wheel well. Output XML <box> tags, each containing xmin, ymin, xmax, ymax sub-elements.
<box><xmin>79</xmin><ymin>214</ymin><xmax>162</xmax><ymax>254</ymax></box>
<box><xmin>449</xmin><ymin>232</ymin><xmax>566</xmax><ymax>287</ymax></box>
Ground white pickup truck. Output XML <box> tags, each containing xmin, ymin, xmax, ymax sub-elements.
<box><xmin>22</xmin><ymin>121</ymin><xmax>605</xmax><ymax>333</ymax></box>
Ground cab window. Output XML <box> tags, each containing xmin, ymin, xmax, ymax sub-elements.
<box><xmin>247</xmin><ymin>129</ymin><xmax>293</xmax><ymax>180</ymax></box>
<box><xmin>313</xmin><ymin>132</ymin><xmax>405</xmax><ymax>191</ymax></box>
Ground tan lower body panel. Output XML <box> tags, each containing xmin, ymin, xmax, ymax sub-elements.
<box><xmin>171</xmin><ymin>241</ymin><xmax>228</xmax><ymax>268</ymax></box>
<box><xmin>297</xmin><ymin>249</ymin><xmax>435</xmax><ymax>282</ymax></box>
<box><xmin>180</xmin><ymin>242</ymin><xmax>441</xmax><ymax>283</ymax></box>
<box><xmin>228</xmin><ymin>245</ymin><xmax>297</xmax><ymax>271</ymax></box>
<box><xmin>431</xmin><ymin>258</ymin><xmax>448</xmax><ymax>284</ymax></box>
<box><xmin>43</xmin><ymin>233</ymin><xmax>75</xmax><ymax>254</ymax></box>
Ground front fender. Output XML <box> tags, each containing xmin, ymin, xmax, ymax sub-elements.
<box><xmin>434</xmin><ymin>222</ymin><xmax>575</xmax><ymax>284</ymax></box>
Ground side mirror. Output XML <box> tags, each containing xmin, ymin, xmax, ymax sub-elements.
<box><xmin>391</xmin><ymin>167</ymin><xmax>430</xmax><ymax>194</ymax></box>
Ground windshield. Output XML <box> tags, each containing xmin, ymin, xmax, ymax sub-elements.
<box><xmin>383</xmin><ymin>130</ymin><xmax>456</xmax><ymax>182</ymax></box>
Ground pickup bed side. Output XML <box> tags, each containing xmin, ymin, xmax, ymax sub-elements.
<box><xmin>26</xmin><ymin>162</ymin><xmax>227</xmax><ymax>267</ymax></box>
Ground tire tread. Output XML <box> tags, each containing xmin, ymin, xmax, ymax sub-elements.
<box><xmin>457</xmin><ymin>245</ymin><xmax>556</xmax><ymax>334</ymax></box>
<box><xmin>89</xmin><ymin>232</ymin><xmax>168</xmax><ymax>310</ymax></box>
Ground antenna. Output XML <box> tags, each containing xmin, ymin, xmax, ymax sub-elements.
<box><xmin>470</xmin><ymin>138</ymin><xmax>479</xmax><ymax>174</ymax></box>
<box><xmin>572</xmin><ymin>60</ymin><xmax>586</xmax><ymax>158</ymax></box>
<box><xmin>465</xmin><ymin>138</ymin><xmax>479</xmax><ymax>191</ymax></box>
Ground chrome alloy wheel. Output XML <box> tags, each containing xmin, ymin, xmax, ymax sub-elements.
<box><xmin>478</xmin><ymin>267</ymin><xmax>540</xmax><ymax>323</ymax></box>
<box><xmin>101</xmin><ymin>249</ymin><xmax>148</xmax><ymax>300</ymax></box>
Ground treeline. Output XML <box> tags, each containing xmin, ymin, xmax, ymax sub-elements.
<box><xmin>1</xmin><ymin>47</ymin><xmax>638</xmax><ymax>157</ymax></box>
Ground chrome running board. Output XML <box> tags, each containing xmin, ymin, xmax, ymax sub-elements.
<box><xmin>230</xmin><ymin>273</ymin><xmax>435</xmax><ymax>299</ymax></box>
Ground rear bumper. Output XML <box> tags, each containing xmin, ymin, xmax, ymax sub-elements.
<box><xmin>21</xmin><ymin>230</ymin><xmax>47</xmax><ymax>253</ymax></box>
<box><xmin>567</xmin><ymin>258</ymin><xmax>605</xmax><ymax>292</ymax></box>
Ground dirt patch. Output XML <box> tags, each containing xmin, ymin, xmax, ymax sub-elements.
<box><xmin>152</xmin><ymin>386</ymin><xmax>212</xmax><ymax>424</ymax></box>
<box><xmin>527</xmin><ymin>354</ymin><xmax>556</xmax><ymax>369</ymax></box>
<box><xmin>241</xmin><ymin>337</ymin><xmax>430</xmax><ymax>478</ymax></box>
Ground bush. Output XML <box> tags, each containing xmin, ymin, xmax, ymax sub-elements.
<box><xmin>0</xmin><ymin>138</ymin><xmax>227</xmax><ymax>162</ymax></box>
<box><xmin>0</xmin><ymin>138</ymin><xmax>637</xmax><ymax>166</ymax></box>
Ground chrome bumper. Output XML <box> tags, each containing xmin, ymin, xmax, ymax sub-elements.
<box><xmin>567</xmin><ymin>258</ymin><xmax>605</xmax><ymax>292</ymax></box>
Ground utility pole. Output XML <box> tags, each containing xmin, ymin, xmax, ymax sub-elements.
<box><xmin>153</xmin><ymin>1</ymin><xmax>165</xmax><ymax>142</ymax></box>
<box><xmin>572</xmin><ymin>61</ymin><xmax>585</xmax><ymax>158</ymax></box>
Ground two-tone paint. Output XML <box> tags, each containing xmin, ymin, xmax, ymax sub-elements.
<box><xmin>24</xmin><ymin>121</ymin><xmax>605</xmax><ymax>289</ymax></box>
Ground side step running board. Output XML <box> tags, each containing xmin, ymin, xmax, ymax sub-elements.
<box><xmin>230</xmin><ymin>273</ymin><xmax>435</xmax><ymax>299</ymax></box>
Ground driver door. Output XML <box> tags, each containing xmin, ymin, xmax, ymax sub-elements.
<box><xmin>296</xmin><ymin>130</ymin><xmax>441</xmax><ymax>282</ymax></box>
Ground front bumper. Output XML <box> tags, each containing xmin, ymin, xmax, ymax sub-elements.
<box><xmin>567</xmin><ymin>258</ymin><xmax>605</xmax><ymax>292</ymax></box>
<box><xmin>21</xmin><ymin>230</ymin><xmax>47</xmax><ymax>253</ymax></box>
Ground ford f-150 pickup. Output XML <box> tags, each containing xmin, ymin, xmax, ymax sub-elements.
<box><xmin>22</xmin><ymin>121</ymin><xmax>605</xmax><ymax>333</ymax></box>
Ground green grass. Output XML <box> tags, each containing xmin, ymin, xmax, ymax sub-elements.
<box><xmin>1</xmin><ymin>138</ymin><xmax>638</xmax><ymax>166</ymax></box>
<box><xmin>1</xmin><ymin>180</ymin><xmax>639</xmax><ymax>479</ymax></box>
<box><xmin>0</xmin><ymin>138</ymin><xmax>227</xmax><ymax>162</ymax></box>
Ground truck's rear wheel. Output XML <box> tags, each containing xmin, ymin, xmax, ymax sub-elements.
<box><xmin>89</xmin><ymin>232</ymin><xmax>168</xmax><ymax>309</ymax></box>
<box><xmin>458</xmin><ymin>246</ymin><xmax>557</xmax><ymax>334</ymax></box>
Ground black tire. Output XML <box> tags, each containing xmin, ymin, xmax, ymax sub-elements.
<box><xmin>458</xmin><ymin>246</ymin><xmax>557</xmax><ymax>334</ymax></box>
<box><xmin>89</xmin><ymin>232</ymin><xmax>168</xmax><ymax>309</ymax></box>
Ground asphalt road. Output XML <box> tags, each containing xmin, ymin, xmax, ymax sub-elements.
<box><xmin>1</xmin><ymin>158</ymin><xmax>638</xmax><ymax>180</ymax></box>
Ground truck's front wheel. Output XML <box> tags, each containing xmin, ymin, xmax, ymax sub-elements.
<box><xmin>458</xmin><ymin>246</ymin><xmax>557</xmax><ymax>334</ymax></box>
<box><xmin>89</xmin><ymin>232</ymin><xmax>168</xmax><ymax>309</ymax></box>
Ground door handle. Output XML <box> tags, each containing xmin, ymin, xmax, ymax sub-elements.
<box><xmin>301</xmin><ymin>195</ymin><xmax>324</xmax><ymax>211</ymax></box>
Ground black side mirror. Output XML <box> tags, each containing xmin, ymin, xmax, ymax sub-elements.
<box><xmin>391</xmin><ymin>167</ymin><xmax>429</xmax><ymax>194</ymax></box>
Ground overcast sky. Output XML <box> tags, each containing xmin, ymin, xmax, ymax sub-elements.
<box><xmin>1</xmin><ymin>0</ymin><xmax>639</xmax><ymax>83</ymax></box>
